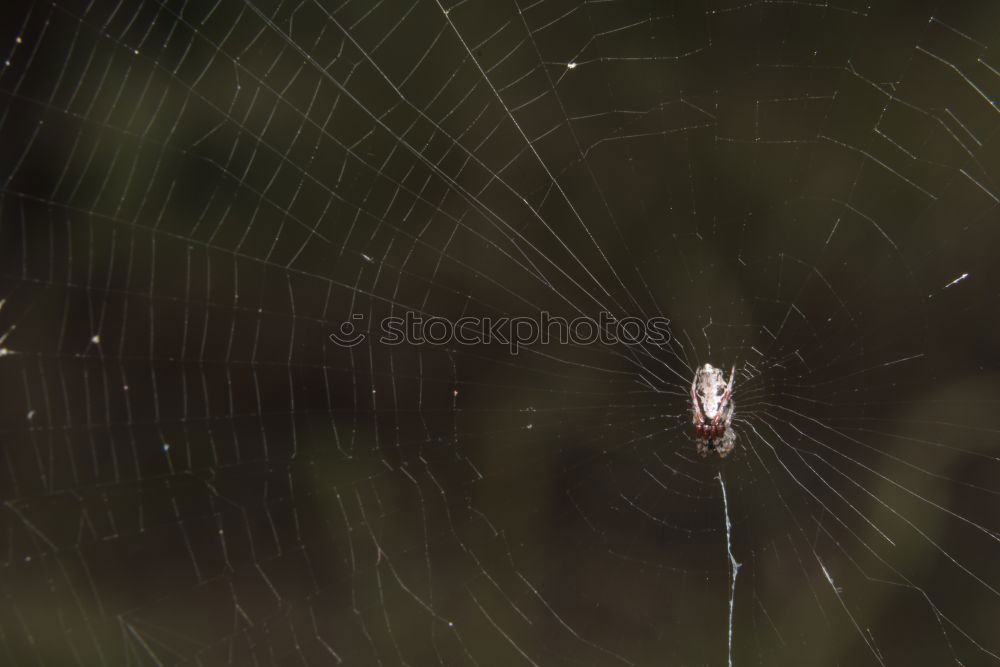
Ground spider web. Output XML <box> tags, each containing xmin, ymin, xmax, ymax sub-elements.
<box><xmin>2</xmin><ymin>0</ymin><xmax>999</xmax><ymax>664</ymax></box>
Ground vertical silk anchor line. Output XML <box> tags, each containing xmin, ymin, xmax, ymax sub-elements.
<box><xmin>718</xmin><ymin>473</ymin><xmax>741</xmax><ymax>667</ymax></box>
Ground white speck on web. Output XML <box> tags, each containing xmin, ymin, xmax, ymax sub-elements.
<box><xmin>942</xmin><ymin>272</ymin><xmax>970</xmax><ymax>290</ymax></box>
<box><xmin>929</xmin><ymin>272</ymin><xmax>970</xmax><ymax>298</ymax></box>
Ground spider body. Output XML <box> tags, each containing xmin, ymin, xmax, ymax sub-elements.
<box><xmin>690</xmin><ymin>363</ymin><xmax>736</xmax><ymax>458</ymax></box>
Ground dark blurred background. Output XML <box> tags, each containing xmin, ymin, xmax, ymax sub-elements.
<box><xmin>1</xmin><ymin>1</ymin><xmax>999</xmax><ymax>665</ymax></box>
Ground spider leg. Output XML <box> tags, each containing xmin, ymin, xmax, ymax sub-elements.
<box><xmin>691</xmin><ymin>373</ymin><xmax>704</xmax><ymax>424</ymax></box>
<box><xmin>711</xmin><ymin>365</ymin><xmax>737</xmax><ymax>426</ymax></box>
<box><xmin>720</xmin><ymin>365</ymin><xmax>735</xmax><ymax>408</ymax></box>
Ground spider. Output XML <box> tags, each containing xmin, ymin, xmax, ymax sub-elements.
<box><xmin>690</xmin><ymin>363</ymin><xmax>736</xmax><ymax>458</ymax></box>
